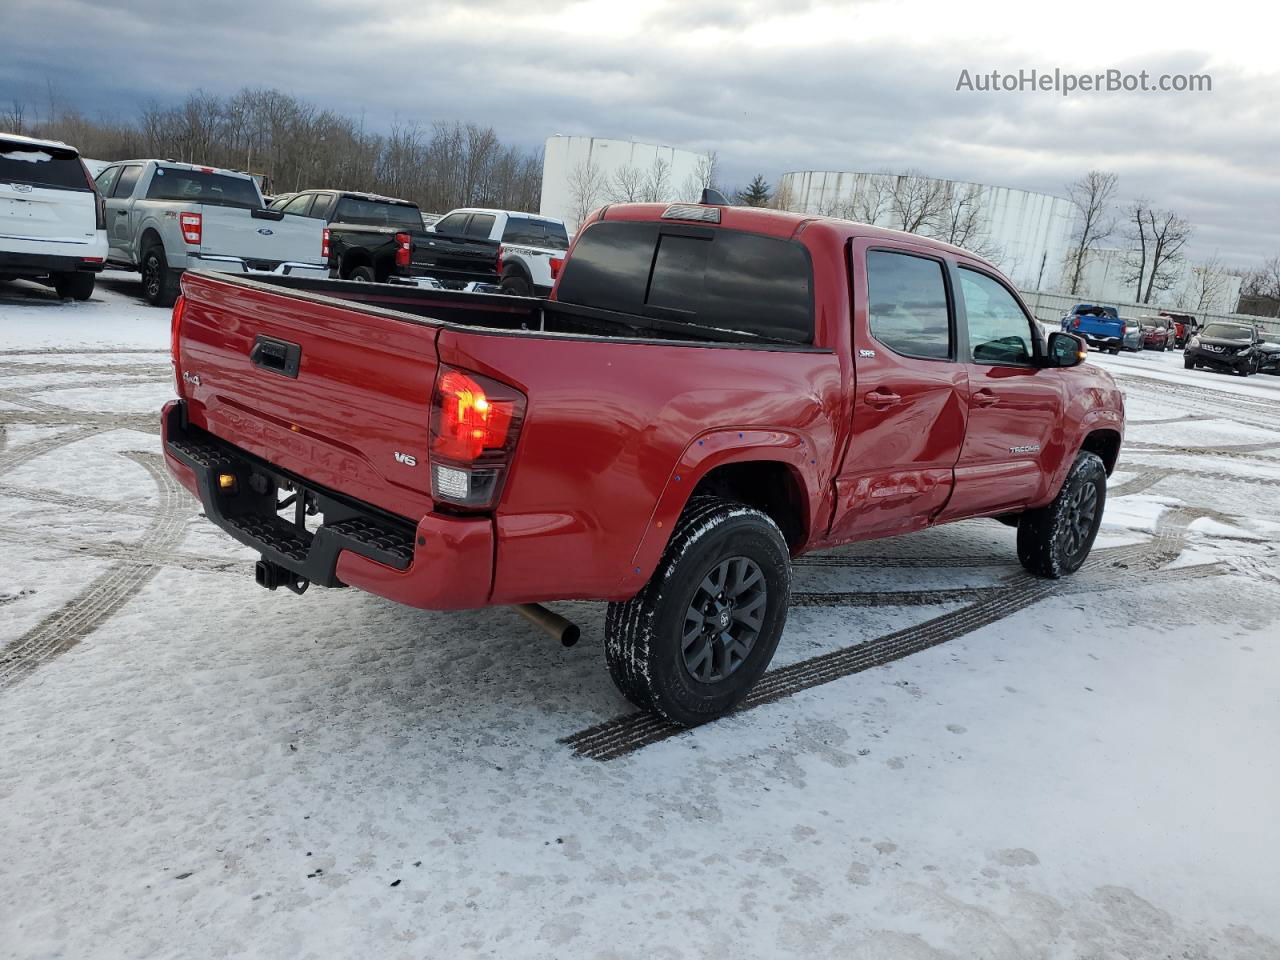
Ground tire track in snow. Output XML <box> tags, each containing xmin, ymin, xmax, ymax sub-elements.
<box><xmin>563</xmin><ymin>506</ymin><xmax>1222</xmax><ymax>761</ymax></box>
<box><xmin>0</xmin><ymin>452</ymin><xmax>186</xmax><ymax>691</ymax></box>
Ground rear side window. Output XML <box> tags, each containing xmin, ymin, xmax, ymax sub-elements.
<box><xmin>556</xmin><ymin>220</ymin><xmax>813</xmax><ymax>343</ymax></box>
<box><xmin>865</xmin><ymin>251</ymin><xmax>952</xmax><ymax>359</ymax></box>
<box><xmin>464</xmin><ymin>214</ymin><xmax>496</xmax><ymax>239</ymax></box>
<box><xmin>0</xmin><ymin>142</ymin><xmax>88</xmax><ymax>191</ymax></box>
<box><xmin>502</xmin><ymin>217</ymin><xmax>569</xmax><ymax>250</ymax></box>
<box><xmin>113</xmin><ymin>165</ymin><xmax>143</xmax><ymax>198</ymax></box>
<box><xmin>147</xmin><ymin>169</ymin><xmax>260</xmax><ymax>208</ymax></box>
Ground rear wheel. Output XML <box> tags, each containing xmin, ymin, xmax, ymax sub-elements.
<box><xmin>1017</xmin><ymin>452</ymin><xmax>1106</xmax><ymax>579</ymax></box>
<box><xmin>53</xmin><ymin>271</ymin><xmax>95</xmax><ymax>301</ymax></box>
<box><xmin>347</xmin><ymin>264</ymin><xmax>376</xmax><ymax>283</ymax></box>
<box><xmin>499</xmin><ymin>269</ymin><xmax>532</xmax><ymax>297</ymax></box>
<box><xmin>1184</xmin><ymin>357</ymin><xmax>1195</xmax><ymax>370</ymax></box>
<box><xmin>604</xmin><ymin>496</ymin><xmax>791</xmax><ymax>726</ymax></box>
<box><xmin>141</xmin><ymin>246</ymin><xmax>179</xmax><ymax>307</ymax></box>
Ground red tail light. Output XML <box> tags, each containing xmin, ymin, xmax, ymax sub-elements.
<box><xmin>395</xmin><ymin>232</ymin><xmax>411</xmax><ymax>269</ymax></box>
<box><xmin>549</xmin><ymin>256</ymin><xmax>565</xmax><ymax>279</ymax></box>
<box><xmin>171</xmin><ymin>294</ymin><xmax>187</xmax><ymax>394</ymax></box>
<box><xmin>180</xmin><ymin>212</ymin><xmax>202</xmax><ymax>245</ymax></box>
<box><xmin>429</xmin><ymin>365</ymin><xmax>526</xmax><ymax>509</ymax></box>
<box><xmin>81</xmin><ymin>160</ymin><xmax>106</xmax><ymax>231</ymax></box>
<box><xmin>497</xmin><ymin>244</ymin><xmax>505</xmax><ymax>274</ymax></box>
<box><xmin>322</xmin><ymin>227</ymin><xmax>330</xmax><ymax>260</ymax></box>
<box><xmin>1072</xmin><ymin>317</ymin><xmax>1081</xmax><ymax>329</ymax></box>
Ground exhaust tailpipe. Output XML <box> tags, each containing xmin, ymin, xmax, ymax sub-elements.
<box><xmin>513</xmin><ymin>603</ymin><xmax>580</xmax><ymax>647</ymax></box>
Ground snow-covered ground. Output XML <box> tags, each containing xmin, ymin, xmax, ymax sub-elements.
<box><xmin>3</xmin><ymin>275</ymin><xmax>1279</xmax><ymax>959</ymax></box>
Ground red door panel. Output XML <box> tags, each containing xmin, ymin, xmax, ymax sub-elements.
<box><xmin>827</xmin><ymin>240</ymin><xmax>967</xmax><ymax>543</ymax></box>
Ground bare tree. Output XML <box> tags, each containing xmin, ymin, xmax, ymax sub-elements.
<box><xmin>1236</xmin><ymin>256</ymin><xmax>1280</xmax><ymax>317</ymax></box>
<box><xmin>640</xmin><ymin>157</ymin><xmax>672</xmax><ymax>202</ymax></box>
<box><xmin>1180</xmin><ymin>255</ymin><xmax>1231</xmax><ymax>313</ymax></box>
<box><xmin>1</xmin><ymin>99</ymin><xmax>26</xmax><ymax>133</ymax></box>
<box><xmin>567</xmin><ymin>159</ymin><xmax>606</xmax><ymax>230</ymax></box>
<box><xmin>932</xmin><ymin>182</ymin><xmax>998</xmax><ymax>257</ymax></box>
<box><xmin>1063</xmin><ymin>170</ymin><xmax>1118</xmax><ymax>295</ymax></box>
<box><xmin>678</xmin><ymin>151</ymin><xmax>719</xmax><ymax>202</ymax></box>
<box><xmin>888</xmin><ymin>171</ymin><xmax>948</xmax><ymax>234</ymax></box>
<box><xmin>850</xmin><ymin>176</ymin><xmax>891</xmax><ymax>225</ymax></box>
<box><xmin>1124</xmin><ymin>201</ymin><xmax>1193</xmax><ymax>304</ymax></box>
<box><xmin>608</xmin><ymin>164</ymin><xmax>645</xmax><ymax>202</ymax></box>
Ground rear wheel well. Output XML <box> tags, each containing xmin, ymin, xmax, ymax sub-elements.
<box><xmin>340</xmin><ymin>249</ymin><xmax>372</xmax><ymax>279</ymax></box>
<box><xmin>1080</xmin><ymin>429</ymin><xmax>1121</xmax><ymax>475</ymax></box>
<box><xmin>689</xmin><ymin>461</ymin><xmax>808</xmax><ymax>550</ymax></box>
<box><xmin>139</xmin><ymin>228</ymin><xmax>163</xmax><ymax>257</ymax></box>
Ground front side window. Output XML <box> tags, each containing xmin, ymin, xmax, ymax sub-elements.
<box><xmin>434</xmin><ymin>213</ymin><xmax>469</xmax><ymax>235</ymax></box>
<box><xmin>95</xmin><ymin>166</ymin><xmax>121</xmax><ymax>197</ymax></box>
<box><xmin>280</xmin><ymin>193</ymin><xmax>315</xmax><ymax>217</ymax></box>
<box><xmin>959</xmin><ymin>267</ymin><xmax>1035</xmax><ymax>365</ymax></box>
<box><xmin>865</xmin><ymin>250</ymin><xmax>952</xmax><ymax>360</ymax></box>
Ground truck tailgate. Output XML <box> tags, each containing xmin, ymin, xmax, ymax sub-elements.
<box><xmin>175</xmin><ymin>271</ymin><xmax>440</xmax><ymax>520</ymax></box>
<box><xmin>199</xmin><ymin>207</ymin><xmax>324</xmax><ymax>266</ymax></box>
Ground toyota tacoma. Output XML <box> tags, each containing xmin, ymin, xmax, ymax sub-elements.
<box><xmin>162</xmin><ymin>201</ymin><xmax>1125</xmax><ymax>725</ymax></box>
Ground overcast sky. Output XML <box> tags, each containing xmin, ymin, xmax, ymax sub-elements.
<box><xmin>5</xmin><ymin>0</ymin><xmax>1277</xmax><ymax>266</ymax></box>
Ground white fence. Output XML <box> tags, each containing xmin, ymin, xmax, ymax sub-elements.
<box><xmin>1021</xmin><ymin>289</ymin><xmax>1280</xmax><ymax>337</ymax></box>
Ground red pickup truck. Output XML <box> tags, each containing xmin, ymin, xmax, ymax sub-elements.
<box><xmin>162</xmin><ymin>202</ymin><xmax>1124</xmax><ymax>725</ymax></box>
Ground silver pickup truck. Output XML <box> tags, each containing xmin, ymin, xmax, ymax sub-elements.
<box><xmin>93</xmin><ymin>160</ymin><xmax>327</xmax><ymax>306</ymax></box>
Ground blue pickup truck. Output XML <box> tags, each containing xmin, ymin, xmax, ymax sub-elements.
<box><xmin>1060</xmin><ymin>304</ymin><xmax>1125</xmax><ymax>354</ymax></box>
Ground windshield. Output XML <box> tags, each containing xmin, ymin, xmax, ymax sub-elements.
<box><xmin>1201</xmin><ymin>323</ymin><xmax>1254</xmax><ymax>340</ymax></box>
<box><xmin>146</xmin><ymin>168</ymin><xmax>261</xmax><ymax>208</ymax></box>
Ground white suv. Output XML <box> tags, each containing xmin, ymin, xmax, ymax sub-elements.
<box><xmin>0</xmin><ymin>133</ymin><xmax>108</xmax><ymax>300</ymax></box>
<box><xmin>430</xmin><ymin>208</ymin><xmax>568</xmax><ymax>297</ymax></box>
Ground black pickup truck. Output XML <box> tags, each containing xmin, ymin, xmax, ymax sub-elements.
<box><xmin>268</xmin><ymin>190</ymin><xmax>499</xmax><ymax>289</ymax></box>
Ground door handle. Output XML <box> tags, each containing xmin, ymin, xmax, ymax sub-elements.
<box><xmin>972</xmin><ymin>390</ymin><xmax>999</xmax><ymax>407</ymax></box>
<box><xmin>115</xmin><ymin>209</ymin><xmax>128</xmax><ymax>215</ymax></box>
<box><xmin>864</xmin><ymin>389</ymin><xmax>902</xmax><ymax>408</ymax></box>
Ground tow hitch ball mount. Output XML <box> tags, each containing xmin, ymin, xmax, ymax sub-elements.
<box><xmin>255</xmin><ymin>559</ymin><xmax>309</xmax><ymax>595</ymax></box>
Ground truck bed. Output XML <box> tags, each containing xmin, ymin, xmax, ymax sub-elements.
<box><xmin>170</xmin><ymin>271</ymin><xmax>839</xmax><ymax>605</ymax></box>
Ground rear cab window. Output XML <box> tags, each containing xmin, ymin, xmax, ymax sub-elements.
<box><xmin>556</xmin><ymin>220</ymin><xmax>813</xmax><ymax>344</ymax></box>
<box><xmin>333</xmin><ymin>196</ymin><xmax>423</xmax><ymax>228</ymax></box>
<box><xmin>464</xmin><ymin>214</ymin><xmax>496</xmax><ymax>239</ymax></box>
<box><xmin>0</xmin><ymin>140</ymin><xmax>89</xmax><ymax>191</ymax></box>
<box><xmin>502</xmin><ymin>217</ymin><xmax>569</xmax><ymax>250</ymax></box>
<box><xmin>147</xmin><ymin>168</ymin><xmax>260</xmax><ymax>209</ymax></box>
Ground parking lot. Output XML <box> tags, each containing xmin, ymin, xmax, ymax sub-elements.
<box><xmin>2</xmin><ymin>275</ymin><xmax>1279</xmax><ymax>958</ymax></box>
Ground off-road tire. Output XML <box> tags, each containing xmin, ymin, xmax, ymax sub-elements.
<box><xmin>52</xmin><ymin>271</ymin><xmax>94</xmax><ymax>301</ymax></box>
<box><xmin>499</xmin><ymin>269</ymin><xmax>532</xmax><ymax>297</ymax></box>
<box><xmin>605</xmin><ymin>496</ymin><xmax>791</xmax><ymax>726</ymax></box>
<box><xmin>141</xmin><ymin>246</ymin><xmax>179</xmax><ymax>307</ymax></box>
<box><xmin>1017</xmin><ymin>451</ymin><xmax>1107</xmax><ymax>579</ymax></box>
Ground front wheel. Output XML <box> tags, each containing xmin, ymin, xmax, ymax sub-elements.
<box><xmin>605</xmin><ymin>496</ymin><xmax>791</xmax><ymax>726</ymax></box>
<box><xmin>1184</xmin><ymin>357</ymin><xmax>1195</xmax><ymax>370</ymax></box>
<box><xmin>1017</xmin><ymin>451</ymin><xmax>1107</xmax><ymax>579</ymax></box>
<box><xmin>52</xmin><ymin>271</ymin><xmax>95</xmax><ymax>301</ymax></box>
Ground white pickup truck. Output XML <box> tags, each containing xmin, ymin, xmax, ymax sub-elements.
<box><xmin>430</xmin><ymin>208</ymin><xmax>569</xmax><ymax>297</ymax></box>
<box><xmin>93</xmin><ymin>160</ymin><xmax>328</xmax><ymax>306</ymax></box>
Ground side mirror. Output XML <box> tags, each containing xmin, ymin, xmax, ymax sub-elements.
<box><xmin>1043</xmin><ymin>332</ymin><xmax>1086</xmax><ymax>368</ymax></box>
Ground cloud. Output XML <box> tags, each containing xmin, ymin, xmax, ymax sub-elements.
<box><xmin>4</xmin><ymin>0</ymin><xmax>1277</xmax><ymax>265</ymax></box>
